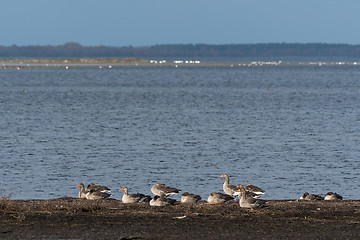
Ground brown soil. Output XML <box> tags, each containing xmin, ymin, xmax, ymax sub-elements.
<box><xmin>1</xmin><ymin>197</ymin><xmax>360</xmax><ymax>239</ymax></box>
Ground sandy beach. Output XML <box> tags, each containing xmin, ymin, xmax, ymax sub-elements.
<box><xmin>1</xmin><ymin>197</ymin><xmax>360</xmax><ymax>239</ymax></box>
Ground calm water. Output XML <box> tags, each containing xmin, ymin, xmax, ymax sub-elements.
<box><xmin>1</xmin><ymin>64</ymin><xmax>360</xmax><ymax>200</ymax></box>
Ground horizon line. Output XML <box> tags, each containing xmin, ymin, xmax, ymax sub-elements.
<box><xmin>2</xmin><ymin>42</ymin><xmax>360</xmax><ymax>48</ymax></box>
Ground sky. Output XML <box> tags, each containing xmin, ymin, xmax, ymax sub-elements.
<box><xmin>1</xmin><ymin>0</ymin><xmax>360</xmax><ymax>47</ymax></box>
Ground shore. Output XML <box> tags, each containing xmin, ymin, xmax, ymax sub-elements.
<box><xmin>1</xmin><ymin>197</ymin><xmax>360</xmax><ymax>239</ymax></box>
<box><xmin>1</xmin><ymin>58</ymin><xmax>360</xmax><ymax>69</ymax></box>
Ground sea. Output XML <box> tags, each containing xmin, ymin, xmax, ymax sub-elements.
<box><xmin>1</xmin><ymin>58</ymin><xmax>360</xmax><ymax>201</ymax></box>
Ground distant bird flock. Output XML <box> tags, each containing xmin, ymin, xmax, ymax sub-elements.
<box><xmin>77</xmin><ymin>174</ymin><xmax>343</xmax><ymax>209</ymax></box>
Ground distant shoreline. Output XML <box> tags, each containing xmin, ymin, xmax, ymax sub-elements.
<box><xmin>2</xmin><ymin>43</ymin><xmax>360</xmax><ymax>58</ymax></box>
<box><xmin>1</xmin><ymin>57</ymin><xmax>360</xmax><ymax>69</ymax></box>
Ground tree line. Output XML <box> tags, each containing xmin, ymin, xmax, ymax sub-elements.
<box><xmin>1</xmin><ymin>42</ymin><xmax>360</xmax><ymax>58</ymax></box>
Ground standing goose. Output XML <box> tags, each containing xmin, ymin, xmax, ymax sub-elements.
<box><xmin>76</xmin><ymin>183</ymin><xmax>87</xmax><ymax>199</ymax></box>
<box><xmin>207</xmin><ymin>192</ymin><xmax>234</xmax><ymax>204</ymax></box>
<box><xmin>324</xmin><ymin>192</ymin><xmax>343</xmax><ymax>200</ymax></box>
<box><xmin>181</xmin><ymin>192</ymin><xmax>201</xmax><ymax>203</ymax></box>
<box><xmin>86</xmin><ymin>183</ymin><xmax>111</xmax><ymax>193</ymax></box>
<box><xmin>120</xmin><ymin>187</ymin><xmax>151</xmax><ymax>203</ymax></box>
<box><xmin>299</xmin><ymin>192</ymin><xmax>324</xmax><ymax>201</ymax></box>
<box><xmin>220</xmin><ymin>174</ymin><xmax>240</xmax><ymax>198</ymax></box>
<box><xmin>150</xmin><ymin>195</ymin><xmax>177</xmax><ymax>206</ymax></box>
<box><xmin>151</xmin><ymin>183</ymin><xmax>181</xmax><ymax>197</ymax></box>
<box><xmin>236</xmin><ymin>186</ymin><xmax>267</xmax><ymax>209</ymax></box>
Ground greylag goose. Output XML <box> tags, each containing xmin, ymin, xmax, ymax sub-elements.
<box><xmin>76</xmin><ymin>183</ymin><xmax>87</xmax><ymax>199</ymax></box>
<box><xmin>86</xmin><ymin>189</ymin><xmax>111</xmax><ymax>200</ymax></box>
<box><xmin>77</xmin><ymin>182</ymin><xmax>111</xmax><ymax>200</ymax></box>
<box><xmin>151</xmin><ymin>183</ymin><xmax>181</xmax><ymax>197</ymax></box>
<box><xmin>236</xmin><ymin>184</ymin><xmax>262</xmax><ymax>199</ymax></box>
<box><xmin>207</xmin><ymin>192</ymin><xmax>234</xmax><ymax>204</ymax></box>
<box><xmin>149</xmin><ymin>195</ymin><xmax>177</xmax><ymax>206</ymax></box>
<box><xmin>324</xmin><ymin>192</ymin><xmax>343</xmax><ymax>200</ymax></box>
<box><xmin>86</xmin><ymin>183</ymin><xmax>111</xmax><ymax>193</ymax></box>
<box><xmin>236</xmin><ymin>186</ymin><xmax>267</xmax><ymax>209</ymax></box>
<box><xmin>299</xmin><ymin>192</ymin><xmax>324</xmax><ymax>201</ymax></box>
<box><xmin>120</xmin><ymin>187</ymin><xmax>151</xmax><ymax>203</ymax></box>
<box><xmin>181</xmin><ymin>192</ymin><xmax>201</xmax><ymax>203</ymax></box>
<box><xmin>245</xmin><ymin>183</ymin><xmax>265</xmax><ymax>196</ymax></box>
<box><xmin>220</xmin><ymin>174</ymin><xmax>240</xmax><ymax>198</ymax></box>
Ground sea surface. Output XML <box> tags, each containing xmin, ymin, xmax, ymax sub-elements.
<box><xmin>1</xmin><ymin>63</ymin><xmax>360</xmax><ymax>200</ymax></box>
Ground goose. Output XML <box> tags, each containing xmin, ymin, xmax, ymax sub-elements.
<box><xmin>149</xmin><ymin>195</ymin><xmax>176</xmax><ymax>206</ymax></box>
<box><xmin>220</xmin><ymin>174</ymin><xmax>240</xmax><ymax>198</ymax></box>
<box><xmin>180</xmin><ymin>192</ymin><xmax>201</xmax><ymax>203</ymax></box>
<box><xmin>151</xmin><ymin>183</ymin><xmax>181</xmax><ymax>197</ymax></box>
<box><xmin>245</xmin><ymin>183</ymin><xmax>265</xmax><ymax>196</ymax></box>
<box><xmin>207</xmin><ymin>192</ymin><xmax>234</xmax><ymax>204</ymax></box>
<box><xmin>86</xmin><ymin>183</ymin><xmax>111</xmax><ymax>193</ymax></box>
<box><xmin>86</xmin><ymin>189</ymin><xmax>111</xmax><ymax>200</ymax></box>
<box><xmin>236</xmin><ymin>184</ymin><xmax>262</xmax><ymax>199</ymax></box>
<box><xmin>236</xmin><ymin>186</ymin><xmax>266</xmax><ymax>209</ymax></box>
<box><xmin>120</xmin><ymin>187</ymin><xmax>151</xmax><ymax>203</ymax></box>
<box><xmin>76</xmin><ymin>183</ymin><xmax>87</xmax><ymax>199</ymax></box>
<box><xmin>77</xmin><ymin>182</ymin><xmax>111</xmax><ymax>200</ymax></box>
<box><xmin>299</xmin><ymin>192</ymin><xmax>324</xmax><ymax>201</ymax></box>
<box><xmin>324</xmin><ymin>192</ymin><xmax>343</xmax><ymax>200</ymax></box>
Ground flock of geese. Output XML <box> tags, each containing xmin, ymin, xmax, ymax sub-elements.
<box><xmin>77</xmin><ymin>173</ymin><xmax>343</xmax><ymax>209</ymax></box>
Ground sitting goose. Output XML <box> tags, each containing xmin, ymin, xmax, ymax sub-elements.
<box><xmin>86</xmin><ymin>189</ymin><xmax>111</xmax><ymax>200</ymax></box>
<box><xmin>324</xmin><ymin>192</ymin><xmax>343</xmax><ymax>200</ymax></box>
<box><xmin>120</xmin><ymin>187</ymin><xmax>151</xmax><ymax>203</ymax></box>
<box><xmin>77</xmin><ymin>182</ymin><xmax>111</xmax><ymax>200</ymax></box>
<box><xmin>299</xmin><ymin>192</ymin><xmax>324</xmax><ymax>201</ymax></box>
<box><xmin>76</xmin><ymin>183</ymin><xmax>88</xmax><ymax>199</ymax></box>
<box><xmin>236</xmin><ymin>186</ymin><xmax>267</xmax><ymax>209</ymax></box>
<box><xmin>220</xmin><ymin>174</ymin><xmax>240</xmax><ymax>199</ymax></box>
<box><xmin>151</xmin><ymin>183</ymin><xmax>181</xmax><ymax>197</ymax></box>
<box><xmin>150</xmin><ymin>195</ymin><xmax>177</xmax><ymax>206</ymax></box>
<box><xmin>86</xmin><ymin>183</ymin><xmax>111</xmax><ymax>193</ymax></box>
<box><xmin>245</xmin><ymin>183</ymin><xmax>265</xmax><ymax>196</ymax></box>
<box><xmin>236</xmin><ymin>184</ymin><xmax>262</xmax><ymax>199</ymax></box>
<box><xmin>207</xmin><ymin>192</ymin><xmax>234</xmax><ymax>204</ymax></box>
<box><xmin>181</xmin><ymin>192</ymin><xmax>201</xmax><ymax>203</ymax></box>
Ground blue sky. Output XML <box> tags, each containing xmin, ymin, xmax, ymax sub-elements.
<box><xmin>2</xmin><ymin>0</ymin><xmax>360</xmax><ymax>46</ymax></box>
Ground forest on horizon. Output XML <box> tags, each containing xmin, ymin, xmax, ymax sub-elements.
<box><xmin>1</xmin><ymin>42</ymin><xmax>360</xmax><ymax>58</ymax></box>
